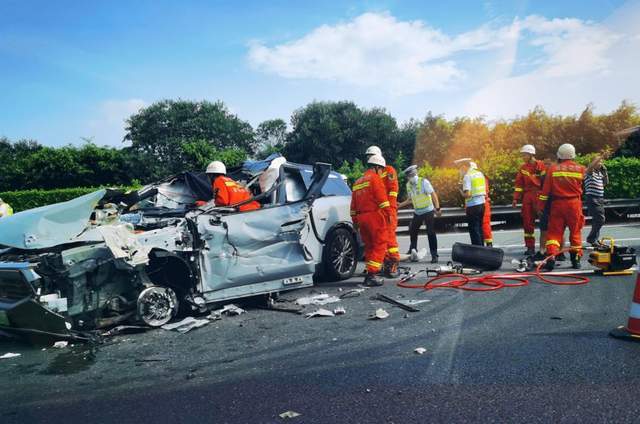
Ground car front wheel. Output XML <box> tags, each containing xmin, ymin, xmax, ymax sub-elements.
<box><xmin>322</xmin><ymin>227</ymin><xmax>357</xmax><ymax>281</ymax></box>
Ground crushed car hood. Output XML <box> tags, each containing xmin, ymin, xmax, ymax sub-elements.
<box><xmin>0</xmin><ymin>189</ymin><xmax>106</xmax><ymax>249</ymax></box>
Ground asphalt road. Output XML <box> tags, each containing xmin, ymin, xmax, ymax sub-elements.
<box><xmin>1</xmin><ymin>223</ymin><xmax>640</xmax><ymax>423</ymax></box>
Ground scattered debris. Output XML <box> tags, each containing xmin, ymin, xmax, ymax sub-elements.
<box><xmin>208</xmin><ymin>304</ymin><xmax>246</xmax><ymax>320</ymax></box>
<box><xmin>369</xmin><ymin>308</ymin><xmax>389</xmax><ymax>320</ymax></box>
<box><xmin>296</xmin><ymin>294</ymin><xmax>341</xmax><ymax>306</ymax></box>
<box><xmin>52</xmin><ymin>341</ymin><xmax>68</xmax><ymax>349</ymax></box>
<box><xmin>550</xmin><ymin>316</ymin><xmax>563</xmax><ymax>320</ymax></box>
<box><xmin>162</xmin><ymin>317</ymin><xmax>210</xmax><ymax>333</ymax></box>
<box><xmin>279</xmin><ymin>410</ymin><xmax>301</xmax><ymax>419</ymax></box>
<box><xmin>405</xmin><ymin>299</ymin><xmax>431</xmax><ymax>306</ymax></box>
<box><xmin>305</xmin><ymin>308</ymin><xmax>335</xmax><ymax>318</ymax></box>
<box><xmin>372</xmin><ymin>293</ymin><xmax>420</xmax><ymax>312</ymax></box>
<box><xmin>414</xmin><ymin>347</ymin><xmax>427</xmax><ymax>355</ymax></box>
<box><xmin>0</xmin><ymin>352</ymin><xmax>21</xmax><ymax>360</ymax></box>
<box><xmin>102</xmin><ymin>325</ymin><xmax>150</xmax><ymax>337</ymax></box>
<box><xmin>339</xmin><ymin>288</ymin><xmax>367</xmax><ymax>299</ymax></box>
<box><xmin>333</xmin><ymin>307</ymin><xmax>346</xmax><ymax>315</ymax></box>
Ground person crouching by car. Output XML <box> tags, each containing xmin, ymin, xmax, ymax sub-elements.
<box><xmin>199</xmin><ymin>161</ymin><xmax>260</xmax><ymax>211</ymax></box>
<box><xmin>398</xmin><ymin>165</ymin><xmax>441</xmax><ymax>263</ymax></box>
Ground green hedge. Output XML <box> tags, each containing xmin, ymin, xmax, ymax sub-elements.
<box><xmin>0</xmin><ymin>187</ymin><xmax>126</xmax><ymax>213</ymax></box>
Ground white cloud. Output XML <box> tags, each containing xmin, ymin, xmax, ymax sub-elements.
<box><xmin>85</xmin><ymin>99</ymin><xmax>146</xmax><ymax>147</ymax></box>
<box><xmin>248</xmin><ymin>12</ymin><xmax>516</xmax><ymax>95</ymax></box>
<box><xmin>247</xmin><ymin>10</ymin><xmax>630</xmax><ymax>117</ymax></box>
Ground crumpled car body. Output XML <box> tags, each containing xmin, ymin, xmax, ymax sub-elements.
<box><xmin>0</xmin><ymin>156</ymin><xmax>358</xmax><ymax>341</ymax></box>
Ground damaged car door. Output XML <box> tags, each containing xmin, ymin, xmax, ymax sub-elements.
<box><xmin>195</xmin><ymin>163</ymin><xmax>331</xmax><ymax>302</ymax></box>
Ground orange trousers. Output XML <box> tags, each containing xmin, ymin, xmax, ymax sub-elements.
<box><xmin>358</xmin><ymin>211</ymin><xmax>389</xmax><ymax>273</ymax></box>
<box><xmin>482</xmin><ymin>200</ymin><xmax>492</xmax><ymax>245</ymax></box>
<box><xmin>385</xmin><ymin>208</ymin><xmax>400</xmax><ymax>263</ymax></box>
<box><xmin>545</xmin><ymin>198</ymin><xmax>584</xmax><ymax>256</ymax></box>
<box><xmin>521</xmin><ymin>191</ymin><xmax>538</xmax><ymax>249</ymax></box>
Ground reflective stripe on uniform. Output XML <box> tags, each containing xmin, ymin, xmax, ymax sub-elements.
<box><xmin>224</xmin><ymin>181</ymin><xmax>237</xmax><ymax>187</ymax></box>
<box><xmin>381</xmin><ymin>171</ymin><xmax>388</xmax><ymax>177</ymax></box>
<box><xmin>350</xmin><ymin>210</ymin><xmax>356</xmax><ymax>216</ymax></box>
<box><xmin>514</xmin><ymin>187</ymin><xmax>523</xmax><ymax>192</ymax></box>
<box><xmin>379</xmin><ymin>201</ymin><xmax>390</xmax><ymax>209</ymax></box>
<box><xmin>552</xmin><ymin>171</ymin><xmax>582</xmax><ymax>179</ymax></box>
<box><xmin>367</xmin><ymin>260</ymin><xmax>382</xmax><ymax>268</ymax></box>
<box><xmin>389</xmin><ymin>191</ymin><xmax>398</xmax><ymax>197</ymax></box>
<box><xmin>388</xmin><ymin>247</ymin><xmax>399</xmax><ymax>254</ymax></box>
<box><xmin>545</xmin><ymin>240</ymin><xmax>561</xmax><ymax>247</ymax></box>
<box><xmin>521</xmin><ymin>170</ymin><xmax>531</xmax><ymax>176</ymax></box>
<box><xmin>484</xmin><ymin>239</ymin><xmax>493</xmax><ymax>243</ymax></box>
<box><xmin>353</xmin><ymin>182</ymin><xmax>370</xmax><ymax>191</ymax></box>
<box><xmin>524</xmin><ymin>233</ymin><xmax>535</xmax><ymax>237</ymax></box>
<box><xmin>539</xmin><ymin>195</ymin><xmax>548</xmax><ymax>201</ymax></box>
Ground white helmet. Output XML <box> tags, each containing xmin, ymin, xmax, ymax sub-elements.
<box><xmin>453</xmin><ymin>158</ymin><xmax>473</xmax><ymax>166</ymax></box>
<box><xmin>365</xmin><ymin>145</ymin><xmax>382</xmax><ymax>156</ymax></box>
<box><xmin>520</xmin><ymin>144</ymin><xmax>536</xmax><ymax>155</ymax></box>
<box><xmin>469</xmin><ymin>161</ymin><xmax>478</xmax><ymax>170</ymax></box>
<box><xmin>206</xmin><ymin>160</ymin><xmax>226</xmax><ymax>174</ymax></box>
<box><xmin>557</xmin><ymin>143</ymin><xmax>576</xmax><ymax>160</ymax></box>
<box><xmin>367</xmin><ymin>154</ymin><xmax>386</xmax><ymax>167</ymax></box>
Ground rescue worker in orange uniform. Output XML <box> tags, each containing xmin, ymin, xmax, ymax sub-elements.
<box><xmin>365</xmin><ymin>145</ymin><xmax>400</xmax><ymax>278</ymax></box>
<box><xmin>512</xmin><ymin>144</ymin><xmax>546</xmax><ymax>256</ymax></box>
<box><xmin>204</xmin><ymin>161</ymin><xmax>261</xmax><ymax>212</ymax></box>
<box><xmin>351</xmin><ymin>154</ymin><xmax>391</xmax><ymax>286</ymax></box>
<box><xmin>537</xmin><ymin>143</ymin><xmax>585</xmax><ymax>270</ymax></box>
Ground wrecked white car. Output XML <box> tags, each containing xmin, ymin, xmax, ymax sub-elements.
<box><xmin>0</xmin><ymin>155</ymin><xmax>358</xmax><ymax>341</ymax></box>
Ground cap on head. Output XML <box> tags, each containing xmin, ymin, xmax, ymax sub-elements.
<box><xmin>365</xmin><ymin>145</ymin><xmax>382</xmax><ymax>156</ymax></box>
<box><xmin>453</xmin><ymin>158</ymin><xmax>473</xmax><ymax>167</ymax></box>
<box><xmin>520</xmin><ymin>144</ymin><xmax>536</xmax><ymax>155</ymax></box>
<box><xmin>367</xmin><ymin>154</ymin><xmax>386</xmax><ymax>168</ymax></box>
<box><xmin>403</xmin><ymin>165</ymin><xmax>418</xmax><ymax>176</ymax></box>
<box><xmin>206</xmin><ymin>160</ymin><xmax>226</xmax><ymax>174</ymax></box>
<box><xmin>557</xmin><ymin>143</ymin><xmax>576</xmax><ymax>160</ymax></box>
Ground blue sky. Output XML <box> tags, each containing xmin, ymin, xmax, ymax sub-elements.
<box><xmin>1</xmin><ymin>0</ymin><xmax>638</xmax><ymax>147</ymax></box>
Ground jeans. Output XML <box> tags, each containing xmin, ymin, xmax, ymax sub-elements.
<box><xmin>466</xmin><ymin>204</ymin><xmax>485</xmax><ymax>246</ymax></box>
<box><xmin>408</xmin><ymin>211</ymin><xmax>438</xmax><ymax>257</ymax></box>
<box><xmin>586</xmin><ymin>195</ymin><xmax>605</xmax><ymax>244</ymax></box>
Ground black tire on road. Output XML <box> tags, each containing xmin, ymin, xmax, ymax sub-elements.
<box><xmin>322</xmin><ymin>227</ymin><xmax>357</xmax><ymax>281</ymax></box>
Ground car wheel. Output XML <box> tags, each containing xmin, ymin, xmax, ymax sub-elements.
<box><xmin>137</xmin><ymin>286</ymin><xmax>179</xmax><ymax>327</ymax></box>
<box><xmin>323</xmin><ymin>227</ymin><xmax>357</xmax><ymax>281</ymax></box>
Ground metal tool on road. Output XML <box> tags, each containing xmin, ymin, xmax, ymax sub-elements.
<box><xmin>371</xmin><ymin>293</ymin><xmax>420</xmax><ymax>312</ymax></box>
<box><xmin>426</xmin><ymin>262</ymin><xmax>482</xmax><ymax>277</ymax></box>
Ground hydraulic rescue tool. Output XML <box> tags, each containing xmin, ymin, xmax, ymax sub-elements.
<box><xmin>588</xmin><ymin>237</ymin><xmax>637</xmax><ymax>276</ymax></box>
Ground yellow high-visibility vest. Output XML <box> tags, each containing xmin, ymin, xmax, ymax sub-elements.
<box><xmin>0</xmin><ymin>203</ymin><xmax>13</xmax><ymax>217</ymax></box>
<box><xmin>406</xmin><ymin>179</ymin><xmax>433</xmax><ymax>210</ymax></box>
<box><xmin>465</xmin><ymin>169</ymin><xmax>486</xmax><ymax>205</ymax></box>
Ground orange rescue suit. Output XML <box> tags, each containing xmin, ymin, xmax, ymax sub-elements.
<box><xmin>514</xmin><ymin>159</ymin><xmax>546</xmax><ymax>249</ymax></box>
<box><xmin>213</xmin><ymin>176</ymin><xmax>261</xmax><ymax>212</ymax></box>
<box><xmin>381</xmin><ymin>165</ymin><xmax>400</xmax><ymax>263</ymax></box>
<box><xmin>537</xmin><ymin>160</ymin><xmax>585</xmax><ymax>256</ymax></box>
<box><xmin>482</xmin><ymin>176</ymin><xmax>493</xmax><ymax>246</ymax></box>
<box><xmin>351</xmin><ymin>169</ymin><xmax>391</xmax><ymax>274</ymax></box>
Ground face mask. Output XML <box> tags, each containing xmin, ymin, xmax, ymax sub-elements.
<box><xmin>410</xmin><ymin>175</ymin><xmax>419</xmax><ymax>184</ymax></box>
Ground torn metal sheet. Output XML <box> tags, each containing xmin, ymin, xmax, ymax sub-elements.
<box><xmin>295</xmin><ymin>294</ymin><xmax>341</xmax><ymax>306</ymax></box>
<box><xmin>162</xmin><ymin>317</ymin><xmax>210</xmax><ymax>333</ymax></box>
<box><xmin>305</xmin><ymin>308</ymin><xmax>335</xmax><ymax>318</ymax></box>
<box><xmin>369</xmin><ymin>308</ymin><xmax>389</xmax><ymax>320</ymax></box>
<box><xmin>0</xmin><ymin>189</ymin><xmax>106</xmax><ymax>249</ymax></box>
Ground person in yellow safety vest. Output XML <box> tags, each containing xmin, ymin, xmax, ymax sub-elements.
<box><xmin>454</xmin><ymin>158</ymin><xmax>487</xmax><ymax>246</ymax></box>
<box><xmin>0</xmin><ymin>198</ymin><xmax>13</xmax><ymax>218</ymax></box>
<box><xmin>398</xmin><ymin>165</ymin><xmax>441</xmax><ymax>263</ymax></box>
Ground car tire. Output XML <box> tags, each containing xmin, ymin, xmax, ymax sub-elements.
<box><xmin>322</xmin><ymin>227</ymin><xmax>357</xmax><ymax>281</ymax></box>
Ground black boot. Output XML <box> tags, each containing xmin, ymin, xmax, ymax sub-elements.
<box><xmin>543</xmin><ymin>258</ymin><xmax>556</xmax><ymax>271</ymax></box>
<box><xmin>525</xmin><ymin>247</ymin><xmax>535</xmax><ymax>257</ymax></box>
<box><xmin>533</xmin><ymin>251</ymin><xmax>545</xmax><ymax>261</ymax></box>
<box><xmin>570</xmin><ymin>252</ymin><xmax>581</xmax><ymax>269</ymax></box>
<box><xmin>556</xmin><ymin>252</ymin><xmax>567</xmax><ymax>261</ymax></box>
<box><xmin>364</xmin><ymin>273</ymin><xmax>384</xmax><ymax>287</ymax></box>
<box><xmin>430</xmin><ymin>255</ymin><xmax>439</xmax><ymax>264</ymax></box>
<box><xmin>485</xmin><ymin>242</ymin><xmax>493</xmax><ymax>248</ymax></box>
<box><xmin>383</xmin><ymin>261</ymin><xmax>400</xmax><ymax>278</ymax></box>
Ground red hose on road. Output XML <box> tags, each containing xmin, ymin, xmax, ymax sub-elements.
<box><xmin>397</xmin><ymin>249</ymin><xmax>590</xmax><ymax>292</ymax></box>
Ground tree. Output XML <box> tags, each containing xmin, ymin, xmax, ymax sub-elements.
<box><xmin>283</xmin><ymin>101</ymin><xmax>399</xmax><ymax>167</ymax></box>
<box><xmin>256</xmin><ymin>119</ymin><xmax>287</xmax><ymax>151</ymax></box>
<box><xmin>414</xmin><ymin>113</ymin><xmax>453</xmax><ymax>167</ymax></box>
<box><xmin>124</xmin><ymin>99</ymin><xmax>256</xmax><ymax>175</ymax></box>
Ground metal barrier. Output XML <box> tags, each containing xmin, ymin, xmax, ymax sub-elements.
<box><xmin>397</xmin><ymin>198</ymin><xmax>640</xmax><ymax>234</ymax></box>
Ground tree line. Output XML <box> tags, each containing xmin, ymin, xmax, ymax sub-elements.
<box><xmin>1</xmin><ymin>99</ymin><xmax>639</xmax><ymax>194</ymax></box>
